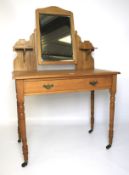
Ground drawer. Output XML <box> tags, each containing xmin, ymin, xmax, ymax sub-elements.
<box><xmin>24</xmin><ymin>76</ymin><xmax>112</xmax><ymax>95</ymax></box>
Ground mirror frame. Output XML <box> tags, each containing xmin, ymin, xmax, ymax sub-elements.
<box><xmin>35</xmin><ymin>6</ymin><xmax>77</xmax><ymax>65</ymax></box>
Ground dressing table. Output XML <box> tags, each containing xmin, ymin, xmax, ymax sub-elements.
<box><xmin>12</xmin><ymin>6</ymin><xmax>120</xmax><ymax>167</ymax></box>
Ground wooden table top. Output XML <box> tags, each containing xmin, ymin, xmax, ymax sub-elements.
<box><xmin>13</xmin><ymin>69</ymin><xmax>120</xmax><ymax>80</ymax></box>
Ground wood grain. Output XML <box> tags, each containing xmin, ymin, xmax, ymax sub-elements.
<box><xmin>12</xmin><ymin>6</ymin><xmax>120</xmax><ymax>165</ymax></box>
<box><xmin>108</xmin><ymin>75</ymin><xmax>117</xmax><ymax>145</ymax></box>
<box><xmin>24</xmin><ymin>76</ymin><xmax>112</xmax><ymax>95</ymax></box>
<box><xmin>16</xmin><ymin>80</ymin><xmax>28</xmax><ymax>163</ymax></box>
<box><xmin>90</xmin><ymin>91</ymin><xmax>95</xmax><ymax>131</ymax></box>
<box><xmin>13</xmin><ymin>34</ymin><xmax>37</xmax><ymax>71</ymax></box>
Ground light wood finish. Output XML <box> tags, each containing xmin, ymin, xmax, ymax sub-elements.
<box><xmin>75</xmin><ymin>32</ymin><xmax>94</xmax><ymax>70</ymax></box>
<box><xmin>90</xmin><ymin>91</ymin><xmax>95</xmax><ymax>132</ymax></box>
<box><xmin>12</xmin><ymin>6</ymin><xmax>120</xmax><ymax>166</ymax></box>
<box><xmin>15</xmin><ymin>80</ymin><xmax>28</xmax><ymax>165</ymax></box>
<box><xmin>13</xmin><ymin>12</ymin><xmax>95</xmax><ymax>71</ymax></box>
<box><xmin>13</xmin><ymin>34</ymin><xmax>37</xmax><ymax>71</ymax></box>
<box><xmin>109</xmin><ymin>75</ymin><xmax>117</xmax><ymax>145</ymax></box>
<box><xmin>35</xmin><ymin>6</ymin><xmax>77</xmax><ymax>65</ymax></box>
<box><xmin>13</xmin><ymin>69</ymin><xmax>119</xmax><ymax>165</ymax></box>
<box><xmin>23</xmin><ymin>75</ymin><xmax>112</xmax><ymax>95</ymax></box>
<box><xmin>13</xmin><ymin>32</ymin><xmax>95</xmax><ymax>71</ymax></box>
<box><xmin>13</xmin><ymin>69</ymin><xmax>119</xmax><ymax>79</ymax></box>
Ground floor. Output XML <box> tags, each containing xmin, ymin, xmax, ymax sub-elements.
<box><xmin>0</xmin><ymin>122</ymin><xmax>129</xmax><ymax>175</ymax></box>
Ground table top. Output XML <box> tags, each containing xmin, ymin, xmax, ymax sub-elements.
<box><xmin>13</xmin><ymin>69</ymin><xmax>120</xmax><ymax>80</ymax></box>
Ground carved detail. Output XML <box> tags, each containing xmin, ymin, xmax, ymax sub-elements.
<box><xmin>16</xmin><ymin>80</ymin><xmax>28</xmax><ymax>163</ymax></box>
<box><xmin>13</xmin><ymin>33</ymin><xmax>37</xmax><ymax>71</ymax></box>
<box><xmin>13</xmin><ymin>30</ymin><xmax>95</xmax><ymax>72</ymax></box>
<box><xmin>17</xmin><ymin>102</ymin><xmax>28</xmax><ymax>161</ymax></box>
<box><xmin>75</xmin><ymin>32</ymin><xmax>94</xmax><ymax>70</ymax></box>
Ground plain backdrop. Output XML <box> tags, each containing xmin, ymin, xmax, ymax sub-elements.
<box><xmin>0</xmin><ymin>0</ymin><xmax>129</xmax><ymax>175</ymax></box>
<box><xmin>0</xmin><ymin>0</ymin><xmax>129</xmax><ymax>125</ymax></box>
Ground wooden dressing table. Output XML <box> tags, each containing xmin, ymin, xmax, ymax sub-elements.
<box><xmin>12</xmin><ymin>6</ymin><xmax>120</xmax><ymax>167</ymax></box>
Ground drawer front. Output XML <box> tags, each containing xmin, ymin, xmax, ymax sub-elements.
<box><xmin>24</xmin><ymin>77</ymin><xmax>112</xmax><ymax>95</ymax></box>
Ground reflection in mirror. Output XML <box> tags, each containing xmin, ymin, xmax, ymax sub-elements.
<box><xmin>39</xmin><ymin>14</ymin><xmax>73</xmax><ymax>61</ymax></box>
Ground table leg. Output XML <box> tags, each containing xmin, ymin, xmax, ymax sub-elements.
<box><xmin>106</xmin><ymin>75</ymin><xmax>116</xmax><ymax>149</ymax></box>
<box><xmin>15</xmin><ymin>81</ymin><xmax>21</xmax><ymax>142</ymax></box>
<box><xmin>106</xmin><ymin>91</ymin><xmax>116</xmax><ymax>149</ymax></box>
<box><xmin>16</xmin><ymin>101</ymin><xmax>21</xmax><ymax>143</ymax></box>
<box><xmin>16</xmin><ymin>80</ymin><xmax>28</xmax><ymax>167</ymax></box>
<box><xmin>89</xmin><ymin>91</ymin><xmax>94</xmax><ymax>133</ymax></box>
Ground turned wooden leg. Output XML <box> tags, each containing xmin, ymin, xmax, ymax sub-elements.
<box><xmin>16</xmin><ymin>80</ymin><xmax>28</xmax><ymax>167</ymax></box>
<box><xmin>16</xmin><ymin>81</ymin><xmax>21</xmax><ymax>143</ymax></box>
<box><xmin>106</xmin><ymin>92</ymin><xmax>115</xmax><ymax>149</ymax></box>
<box><xmin>89</xmin><ymin>91</ymin><xmax>94</xmax><ymax>133</ymax></box>
<box><xmin>17</xmin><ymin>102</ymin><xmax>21</xmax><ymax>143</ymax></box>
<box><xmin>106</xmin><ymin>75</ymin><xmax>116</xmax><ymax>149</ymax></box>
<box><xmin>18</xmin><ymin>102</ymin><xmax>28</xmax><ymax>167</ymax></box>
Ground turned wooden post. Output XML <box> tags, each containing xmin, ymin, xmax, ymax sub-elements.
<box><xmin>16</xmin><ymin>101</ymin><xmax>21</xmax><ymax>142</ymax></box>
<box><xmin>89</xmin><ymin>91</ymin><xmax>95</xmax><ymax>133</ymax></box>
<box><xmin>16</xmin><ymin>80</ymin><xmax>28</xmax><ymax>167</ymax></box>
<box><xmin>16</xmin><ymin>81</ymin><xmax>21</xmax><ymax>142</ymax></box>
<box><xmin>106</xmin><ymin>75</ymin><xmax>116</xmax><ymax>149</ymax></box>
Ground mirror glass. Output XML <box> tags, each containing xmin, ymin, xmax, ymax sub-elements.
<box><xmin>39</xmin><ymin>14</ymin><xmax>73</xmax><ymax>62</ymax></box>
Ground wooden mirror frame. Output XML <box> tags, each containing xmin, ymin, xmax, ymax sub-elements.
<box><xmin>35</xmin><ymin>6</ymin><xmax>77</xmax><ymax>65</ymax></box>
